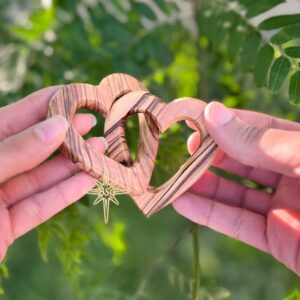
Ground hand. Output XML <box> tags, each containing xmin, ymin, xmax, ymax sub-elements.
<box><xmin>173</xmin><ymin>102</ymin><xmax>300</xmax><ymax>275</ymax></box>
<box><xmin>0</xmin><ymin>87</ymin><xmax>107</xmax><ymax>262</ymax></box>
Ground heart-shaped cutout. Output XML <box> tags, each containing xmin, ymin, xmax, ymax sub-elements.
<box><xmin>48</xmin><ymin>74</ymin><xmax>160</xmax><ymax>196</ymax></box>
<box><xmin>105</xmin><ymin>90</ymin><xmax>217</xmax><ymax>216</ymax></box>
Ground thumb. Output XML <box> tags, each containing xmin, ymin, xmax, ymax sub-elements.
<box><xmin>204</xmin><ymin>102</ymin><xmax>300</xmax><ymax>178</ymax></box>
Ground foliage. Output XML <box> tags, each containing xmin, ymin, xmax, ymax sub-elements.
<box><xmin>0</xmin><ymin>0</ymin><xmax>300</xmax><ymax>299</ymax></box>
<box><xmin>0</xmin><ymin>264</ymin><xmax>9</xmax><ymax>296</ymax></box>
<box><xmin>284</xmin><ymin>290</ymin><xmax>300</xmax><ymax>300</ymax></box>
<box><xmin>200</xmin><ymin>0</ymin><xmax>300</xmax><ymax>103</ymax></box>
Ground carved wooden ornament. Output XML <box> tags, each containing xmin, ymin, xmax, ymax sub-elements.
<box><xmin>47</xmin><ymin>74</ymin><xmax>217</xmax><ymax>217</ymax></box>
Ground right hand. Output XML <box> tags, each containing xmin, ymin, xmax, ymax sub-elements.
<box><xmin>173</xmin><ymin>102</ymin><xmax>300</xmax><ymax>275</ymax></box>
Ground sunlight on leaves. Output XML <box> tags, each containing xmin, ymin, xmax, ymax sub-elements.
<box><xmin>284</xmin><ymin>289</ymin><xmax>300</xmax><ymax>300</ymax></box>
<box><xmin>96</xmin><ymin>221</ymin><xmax>127</xmax><ymax>266</ymax></box>
<box><xmin>11</xmin><ymin>8</ymin><xmax>55</xmax><ymax>42</ymax></box>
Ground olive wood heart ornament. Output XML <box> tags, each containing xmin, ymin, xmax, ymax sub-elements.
<box><xmin>47</xmin><ymin>73</ymin><xmax>217</xmax><ymax>217</ymax></box>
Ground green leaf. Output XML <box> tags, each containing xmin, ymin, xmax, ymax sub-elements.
<box><xmin>284</xmin><ymin>289</ymin><xmax>300</xmax><ymax>300</ymax></box>
<box><xmin>0</xmin><ymin>45</ymin><xmax>28</xmax><ymax>93</ymax></box>
<box><xmin>271</xmin><ymin>24</ymin><xmax>300</xmax><ymax>44</ymax></box>
<box><xmin>10</xmin><ymin>8</ymin><xmax>55</xmax><ymax>41</ymax></box>
<box><xmin>212</xmin><ymin>12</ymin><xmax>235</xmax><ymax>51</ymax></box>
<box><xmin>259</xmin><ymin>14</ymin><xmax>300</xmax><ymax>30</ymax></box>
<box><xmin>284</xmin><ymin>46</ymin><xmax>300</xmax><ymax>58</ymax></box>
<box><xmin>238</xmin><ymin>0</ymin><xmax>284</xmax><ymax>18</ymax></box>
<box><xmin>240</xmin><ymin>30</ymin><xmax>262</xmax><ymax>71</ymax></box>
<box><xmin>267</xmin><ymin>56</ymin><xmax>291</xmax><ymax>93</ymax></box>
<box><xmin>253</xmin><ymin>44</ymin><xmax>274</xmax><ymax>86</ymax></box>
<box><xmin>206</xmin><ymin>286</ymin><xmax>231</xmax><ymax>299</ymax></box>
<box><xmin>289</xmin><ymin>70</ymin><xmax>300</xmax><ymax>104</ymax></box>
<box><xmin>0</xmin><ymin>264</ymin><xmax>9</xmax><ymax>278</ymax></box>
<box><xmin>38</xmin><ymin>224</ymin><xmax>50</xmax><ymax>262</ymax></box>
<box><xmin>96</xmin><ymin>221</ymin><xmax>126</xmax><ymax>265</ymax></box>
<box><xmin>205</xmin><ymin>9</ymin><xmax>229</xmax><ymax>51</ymax></box>
<box><xmin>135</xmin><ymin>3</ymin><xmax>157</xmax><ymax>20</ymax></box>
<box><xmin>227</xmin><ymin>21</ymin><xmax>245</xmax><ymax>62</ymax></box>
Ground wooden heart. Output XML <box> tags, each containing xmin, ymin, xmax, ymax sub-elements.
<box><xmin>104</xmin><ymin>91</ymin><xmax>217</xmax><ymax>216</ymax></box>
<box><xmin>47</xmin><ymin>73</ymin><xmax>159</xmax><ymax>197</ymax></box>
<box><xmin>47</xmin><ymin>74</ymin><xmax>217</xmax><ymax>216</ymax></box>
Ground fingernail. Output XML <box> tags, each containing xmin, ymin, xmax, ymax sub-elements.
<box><xmin>205</xmin><ymin>102</ymin><xmax>233</xmax><ymax>126</ymax></box>
<box><xmin>34</xmin><ymin>115</ymin><xmax>69</xmax><ymax>142</ymax></box>
<box><xmin>90</xmin><ymin>114</ymin><xmax>97</xmax><ymax>127</ymax></box>
<box><xmin>187</xmin><ymin>132</ymin><xmax>200</xmax><ymax>154</ymax></box>
<box><xmin>98</xmin><ymin>137</ymin><xmax>109</xmax><ymax>150</ymax></box>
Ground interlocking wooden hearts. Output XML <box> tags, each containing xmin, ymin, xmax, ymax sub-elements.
<box><xmin>47</xmin><ymin>74</ymin><xmax>217</xmax><ymax>216</ymax></box>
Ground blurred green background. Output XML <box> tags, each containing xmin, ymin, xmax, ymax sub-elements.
<box><xmin>0</xmin><ymin>0</ymin><xmax>300</xmax><ymax>299</ymax></box>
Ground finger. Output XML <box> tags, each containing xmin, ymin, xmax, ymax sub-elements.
<box><xmin>0</xmin><ymin>86</ymin><xmax>62</xmax><ymax>141</ymax></box>
<box><xmin>234</xmin><ymin>108</ymin><xmax>300</xmax><ymax>131</ymax></box>
<box><xmin>9</xmin><ymin>172</ymin><xmax>96</xmax><ymax>239</ymax></box>
<box><xmin>187</xmin><ymin>131</ymin><xmax>200</xmax><ymax>154</ymax></box>
<box><xmin>0</xmin><ymin>137</ymin><xmax>108</xmax><ymax>207</ymax></box>
<box><xmin>268</xmin><ymin>209</ymin><xmax>300</xmax><ymax>275</ymax></box>
<box><xmin>73</xmin><ymin>113</ymin><xmax>97</xmax><ymax>135</ymax></box>
<box><xmin>0</xmin><ymin>112</ymin><xmax>98</xmax><ymax>205</ymax></box>
<box><xmin>186</xmin><ymin>105</ymin><xmax>300</xmax><ymax>132</ymax></box>
<box><xmin>188</xmin><ymin>132</ymin><xmax>281</xmax><ymax>188</ymax></box>
<box><xmin>186</xmin><ymin>120</ymin><xmax>198</xmax><ymax>131</ymax></box>
<box><xmin>173</xmin><ymin>192</ymin><xmax>269</xmax><ymax>252</ymax></box>
<box><xmin>214</xmin><ymin>151</ymin><xmax>281</xmax><ymax>188</ymax></box>
<box><xmin>190</xmin><ymin>171</ymin><xmax>272</xmax><ymax>215</ymax></box>
<box><xmin>204</xmin><ymin>102</ymin><xmax>300</xmax><ymax>178</ymax></box>
<box><xmin>0</xmin><ymin>115</ymin><xmax>68</xmax><ymax>181</ymax></box>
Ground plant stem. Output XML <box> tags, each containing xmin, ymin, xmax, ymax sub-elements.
<box><xmin>132</xmin><ymin>226</ymin><xmax>191</xmax><ymax>300</ymax></box>
<box><xmin>191</xmin><ymin>223</ymin><xmax>201</xmax><ymax>300</ymax></box>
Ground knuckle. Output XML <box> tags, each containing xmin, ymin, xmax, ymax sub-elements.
<box><xmin>0</xmin><ymin>188</ymin><xmax>10</xmax><ymax>208</ymax></box>
<box><xmin>0</xmin><ymin>116</ymin><xmax>16</xmax><ymax>141</ymax></box>
<box><xmin>3</xmin><ymin>137</ymin><xmax>23</xmax><ymax>168</ymax></box>
<box><xmin>55</xmin><ymin>184</ymin><xmax>69</xmax><ymax>208</ymax></box>
<box><xmin>26</xmin><ymin>195</ymin><xmax>44</xmax><ymax>225</ymax></box>
<box><xmin>240</xmin><ymin>123</ymin><xmax>263</xmax><ymax>145</ymax></box>
<box><xmin>24</xmin><ymin>171</ymin><xmax>41</xmax><ymax>194</ymax></box>
<box><xmin>235</xmin><ymin>122</ymin><xmax>264</xmax><ymax>165</ymax></box>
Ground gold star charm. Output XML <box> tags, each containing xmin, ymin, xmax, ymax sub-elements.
<box><xmin>88</xmin><ymin>174</ymin><xmax>127</xmax><ymax>224</ymax></box>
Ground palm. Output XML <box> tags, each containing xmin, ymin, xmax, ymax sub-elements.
<box><xmin>174</xmin><ymin>105</ymin><xmax>300</xmax><ymax>275</ymax></box>
<box><xmin>174</xmin><ymin>152</ymin><xmax>300</xmax><ymax>275</ymax></box>
<box><xmin>267</xmin><ymin>176</ymin><xmax>300</xmax><ymax>273</ymax></box>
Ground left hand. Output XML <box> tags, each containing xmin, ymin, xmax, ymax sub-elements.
<box><xmin>0</xmin><ymin>87</ymin><xmax>107</xmax><ymax>262</ymax></box>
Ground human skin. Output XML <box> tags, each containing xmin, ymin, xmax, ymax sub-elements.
<box><xmin>1</xmin><ymin>89</ymin><xmax>299</xmax><ymax>276</ymax></box>
<box><xmin>173</xmin><ymin>102</ymin><xmax>300</xmax><ymax>275</ymax></box>
<box><xmin>0</xmin><ymin>87</ymin><xmax>107</xmax><ymax>262</ymax></box>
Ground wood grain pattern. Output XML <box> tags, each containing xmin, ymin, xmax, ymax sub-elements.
<box><xmin>48</xmin><ymin>74</ymin><xmax>159</xmax><ymax>196</ymax></box>
<box><xmin>100</xmin><ymin>74</ymin><xmax>159</xmax><ymax>169</ymax></box>
<box><xmin>47</xmin><ymin>73</ymin><xmax>217</xmax><ymax>216</ymax></box>
<box><xmin>105</xmin><ymin>91</ymin><xmax>217</xmax><ymax>216</ymax></box>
